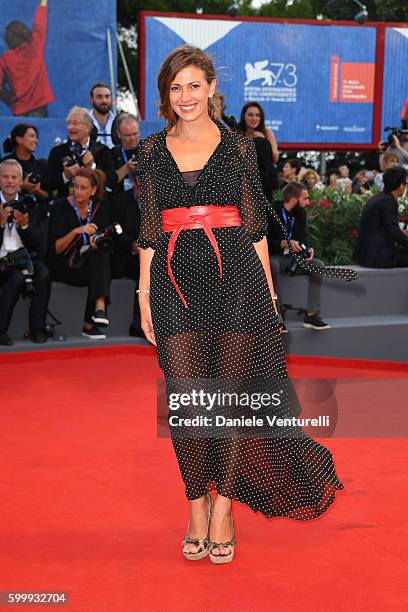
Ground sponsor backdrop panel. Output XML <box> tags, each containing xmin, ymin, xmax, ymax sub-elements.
<box><xmin>381</xmin><ymin>27</ymin><xmax>408</xmax><ymax>138</ymax></box>
<box><xmin>0</xmin><ymin>0</ymin><xmax>116</xmax><ymax>157</ymax></box>
<box><xmin>143</xmin><ymin>15</ymin><xmax>376</xmax><ymax>145</ymax></box>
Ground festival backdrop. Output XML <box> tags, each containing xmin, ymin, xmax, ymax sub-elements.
<box><xmin>381</xmin><ymin>27</ymin><xmax>408</xmax><ymax>139</ymax></box>
<box><xmin>0</xmin><ymin>0</ymin><xmax>117</xmax><ymax>157</ymax></box>
<box><xmin>140</xmin><ymin>14</ymin><xmax>377</xmax><ymax>147</ymax></box>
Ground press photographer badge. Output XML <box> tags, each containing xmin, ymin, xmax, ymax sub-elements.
<box><xmin>123</xmin><ymin>177</ymin><xmax>133</xmax><ymax>191</ymax></box>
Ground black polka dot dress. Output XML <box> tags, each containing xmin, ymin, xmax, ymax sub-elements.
<box><xmin>136</xmin><ymin>120</ymin><xmax>357</xmax><ymax>520</ymax></box>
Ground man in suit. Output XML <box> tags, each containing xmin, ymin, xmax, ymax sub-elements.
<box><xmin>0</xmin><ymin>159</ymin><xmax>50</xmax><ymax>345</ymax></box>
<box><xmin>89</xmin><ymin>82</ymin><xmax>119</xmax><ymax>149</ymax></box>
<box><xmin>102</xmin><ymin>113</ymin><xmax>140</xmax><ymax>196</ymax></box>
<box><xmin>353</xmin><ymin>166</ymin><xmax>408</xmax><ymax>267</ymax></box>
<box><xmin>46</xmin><ymin>106</ymin><xmax>115</xmax><ymax>199</ymax></box>
<box><xmin>268</xmin><ymin>181</ymin><xmax>330</xmax><ymax>330</ymax></box>
<box><xmin>111</xmin><ymin>168</ymin><xmax>143</xmax><ymax>337</ymax></box>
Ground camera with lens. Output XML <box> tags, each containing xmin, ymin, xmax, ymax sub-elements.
<box><xmin>92</xmin><ymin>223</ymin><xmax>123</xmax><ymax>251</ymax></box>
<box><xmin>285</xmin><ymin>242</ymin><xmax>312</xmax><ymax>276</ymax></box>
<box><xmin>8</xmin><ymin>193</ymin><xmax>37</xmax><ymax>216</ymax></box>
<box><xmin>384</xmin><ymin>126</ymin><xmax>408</xmax><ymax>146</ymax></box>
<box><xmin>222</xmin><ymin>113</ymin><xmax>238</xmax><ymax>130</ymax></box>
<box><xmin>0</xmin><ymin>247</ymin><xmax>36</xmax><ymax>296</ymax></box>
<box><xmin>362</xmin><ymin>170</ymin><xmax>375</xmax><ymax>189</ymax></box>
<box><xmin>28</xmin><ymin>173</ymin><xmax>41</xmax><ymax>185</ymax></box>
<box><xmin>62</xmin><ymin>141</ymin><xmax>86</xmax><ymax>167</ymax></box>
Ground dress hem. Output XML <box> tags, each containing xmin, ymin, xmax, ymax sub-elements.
<box><xmin>184</xmin><ymin>481</ymin><xmax>345</xmax><ymax>521</ymax></box>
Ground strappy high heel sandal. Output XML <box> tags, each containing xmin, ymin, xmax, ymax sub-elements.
<box><xmin>208</xmin><ymin>514</ymin><xmax>236</xmax><ymax>565</ymax></box>
<box><xmin>182</xmin><ymin>493</ymin><xmax>213</xmax><ymax>561</ymax></box>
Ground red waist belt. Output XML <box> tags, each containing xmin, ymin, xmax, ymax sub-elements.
<box><xmin>161</xmin><ymin>205</ymin><xmax>242</xmax><ymax>309</ymax></box>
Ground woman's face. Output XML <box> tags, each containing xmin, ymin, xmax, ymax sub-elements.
<box><xmin>283</xmin><ymin>162</ymin><xmax>294</xmax><ymax>179</ymax></box>
<box><xmin>306</xmin><ymin>173</ymin><xmax>317</xmax><ymax>188</ymax></box>
<box><xmin>329</xmin><ymin>173</ymin><xmax>338</xmax><ymax>187</ymax></box>
<box><xmin>16</xmin><ymin>128</ymin><xmax>38</xmax><ymax>154</ymax></box>
<box><xmin>244</xmin><ymin>106</ymin><xmax>261</xmax><ymax>130</ymax></box>
<box><xmin>169</xmin><ymin>65</ymin><xmax>215</xmax><ymax>123</ymax></box>
<box><xmin>73</xmin><ymin>176</ymin><xmax>95</xmax><ymax>204</ymax></box>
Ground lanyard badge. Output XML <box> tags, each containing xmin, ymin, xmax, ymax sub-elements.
<box><xmin>72</xmin><ymin>198</ymin><xmax>92</xmax><ymax>245</ymax></box>
<box><xmin>281</xmin><ymin>208</ymin><xmax>295</xmax><ymax>241</ymax></box>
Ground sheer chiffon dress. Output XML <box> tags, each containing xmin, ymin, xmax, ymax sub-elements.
<box><xmin>136</xmin><ymin>120</ymin><xmax>357</xmax><ymax>520</ymax></box>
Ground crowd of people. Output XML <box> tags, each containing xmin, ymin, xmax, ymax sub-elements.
<box><xmin>1</xmin><ymin>81</ymin><xmax>407</xmax><ymax>346</ymax></box>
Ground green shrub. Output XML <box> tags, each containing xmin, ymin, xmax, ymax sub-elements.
<box><xmin>271</xmin><ymin>185</ymin><xmax>408</xmax><ymax>265</ymax></box>
<box><xmin>305</xmin><ymin>187</ymin><xmax>367</xmax><ymax>265</ymax></box>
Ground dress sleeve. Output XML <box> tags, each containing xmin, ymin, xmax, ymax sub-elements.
<box><xmin>239</xmin><ymin>136</ymin><xmax>358</xmax><ymax>282</ymax></box>
<box><xmin>239</xmin><ymin>137</ymin><xmax>269</xmax><ymax>242</ymax></box>
<box><xmin>136</xmin><ymin>140</ymin><xmax>161</xmax><ymax>250</ymax></box>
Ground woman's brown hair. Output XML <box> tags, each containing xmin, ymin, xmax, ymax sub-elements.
<box><xmin>157</xmin><ymin>45</ymin><xmax>223</xmax><ymax>129</ymax></box>
<box><xmin>74</xmin><ymin>168</ymin><xmax>106</xmax><ymax>203</ymax></box>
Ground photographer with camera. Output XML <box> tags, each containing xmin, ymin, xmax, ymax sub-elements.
<box><xmin>47</xmin><ymin>168</ymin><xmax>113</xmax><ymax>339</ymax></box>
<box><xmin>0</xmin><ymin>159</ymin><xmax>50</xmax><ymax>346</ymax></box>
<box><xmin>2</xmin><ymin>124</ymin><xmax>48</xmax><ymax>204</ymax></box>
<box><xmin>374</xmin><ymin>152</ymin><xmax>399</xmax><ymax>191</ymax></box>
<box><xmin>101</xmin><ymin>113</ymin><xmax>140</xmax><ymax>195</ymax></box>
<box><xmin>46</xmin><ymin>106</ymin><xmax>114</xmax><ymax>199</ymax></box>
<box><xmin>268</xmin><ymin>182</ymin><xmax>330</xmax><ymax>331</ymax></box>
<box><xmin>352</xmin><ymin>169</ymin><xmax>376</xmax><ymax>195</ymax></box>
<box><xmin>353</xmin><ymin>167</ymin><xmax>408</xmax><ymax>268</ymax></box>
<box><xmin>379</xmin><ymin>129</ymin><xmax>408</xmax><ymax>169</ymax></box>
<box><xmin>111</xmin><ymin>167</ymin><xmax>144</xmax><ymax>337</ymax></box>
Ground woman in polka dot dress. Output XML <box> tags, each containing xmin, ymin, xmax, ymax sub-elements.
<box><xmin>136</xmin><ymin>46</ymin><xmax>357</xmax><ymax>564</ymax></box>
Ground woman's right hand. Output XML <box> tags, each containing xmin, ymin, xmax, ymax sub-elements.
<box><xmin>75</xmin><ymin>223</ymin><xmax>97</xmax><ymax>236</ymax></box>
<box><xmin>140</xmin><ymin>300</ymin><xmax>156</xmax><ymax>346</ymax></box>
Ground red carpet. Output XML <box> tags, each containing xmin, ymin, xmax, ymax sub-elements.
<box><xmin>1</xmin><ymin>346</ymin><xmax>407</xmax><ymax>611</ymax></box>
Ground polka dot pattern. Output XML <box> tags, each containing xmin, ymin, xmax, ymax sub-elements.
<box><xmin>136</xmin><ymin>120</ymin><xmax>346</xmax><ymax>520</ymax></box>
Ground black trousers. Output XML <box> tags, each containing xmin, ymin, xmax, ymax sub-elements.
<box><xmin>0</xmin><ymin>260</ymin><xmax>51</xmax><ymax>334</ymax></box>
<box><xmin>122</xmin><ymin>253</ymin><xmax>141</xmax><ymax>326</ymax></box>
<box><xmin>51</xmin><ymin>250</ymin><xmax>111</xmax><ymax>324</ymax></box>
<box><xmin>270</xmin><ymin>255</ymin><xmax>325</xmax><ymax>315</ymax></box>
<box><xmin>393</xmin><ymin>250</ymin><xmax>408</xmax><ymax>266</ymax></box>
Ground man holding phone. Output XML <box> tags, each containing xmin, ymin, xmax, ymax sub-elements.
<box><xmin>103</xmin><ymin>113</ymin><xmax>140</xmax><ymax>195</ymax></box>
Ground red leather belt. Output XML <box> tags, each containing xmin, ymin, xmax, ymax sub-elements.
<box><xmin>161</xmin><ymin>205</ymin><xmax>242</xmax><ymax>309</ymax></box>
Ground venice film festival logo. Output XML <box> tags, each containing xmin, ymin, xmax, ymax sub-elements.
<box><xmin>245</xmin><ymin>60</ymin><xmax>275</xmax><ymax>86</ymax></box>
<box><xmin>244</xmin><ymin>60</ymin><xmax>298</xmax><ymax>103</ymax></box>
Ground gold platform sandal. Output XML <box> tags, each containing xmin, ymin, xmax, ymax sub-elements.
<box><xmin>182</xmin><ymin>493</ymin><xmax>213</xmax><ymax>561</ymax></box>
<box><xmin>208</xmin><ymin>514</ymin><xmax>236</xmax><ymax>565</ymax></box>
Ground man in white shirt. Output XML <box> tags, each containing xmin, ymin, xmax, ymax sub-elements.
<box><xmin>374</xmin><ymin>152</ymin><xmax>399</xmax><ymax>191</ymax></box>
<box><xmin>46</xmin><ymin>106</ymin><xmax>114</xmax><ymax>198</ymax></box>
<box><xmin>0</xmin><ymin>159</ymin><xmax>50</xmax><ymax>346</ymax></box>
<box><xmin>89</xmin><ymin>82</ymin><xmax>118</xmax><ymax>149</ymax></box>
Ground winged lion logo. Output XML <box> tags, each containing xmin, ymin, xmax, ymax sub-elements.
<box><xmin>245</xmin><ymin>60</ymin><xmax>274</xmax><ymax>86</ymax></box>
